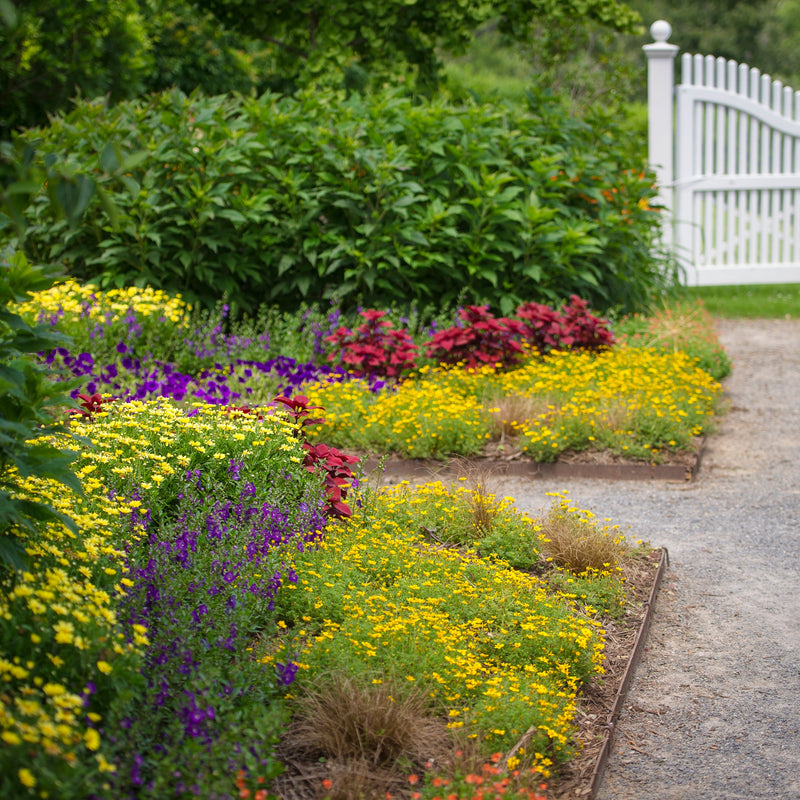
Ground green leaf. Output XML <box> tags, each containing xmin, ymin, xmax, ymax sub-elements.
<box><xmin>0</xmin><ymin>0</ymin><xmax>18</xmax><ymax>28</ymax></box>
<box><xmin>0</xmin><ymin>535</ymin><xmax>28</xmax><ymax>574</ymax></box>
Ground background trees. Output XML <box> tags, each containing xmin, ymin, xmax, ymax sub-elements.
<box><xmin>0</xmin><ymin>0</ymin><xmax>151</xmax><ymax>135</ymax></box>
<box><xmin>1</xmin><ymin>0</ymin><xmax>642</xmax><ymax>134</ymax></box>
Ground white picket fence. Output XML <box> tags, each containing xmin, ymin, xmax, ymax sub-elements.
<box><xmin>644</xmin><ymin>20</ymin><xmax>800</xmax><ymax>285</ymax></box>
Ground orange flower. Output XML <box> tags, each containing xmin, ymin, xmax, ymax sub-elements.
<box><xmin>408</xmin><ymin>774</ymin><xmax>420</xmax><ymax>785</ymax></box>
<box><xmin>322</xmin><ymin>778</ymin><xmax>333</xmax><ymax>790</ymax></box>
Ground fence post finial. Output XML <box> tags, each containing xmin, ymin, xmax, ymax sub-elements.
<box><xmin>643</xmin><ymin>20</ymin><xmax>680</xmax><ymax>248</ymax></box>
<box><xmin>650</xmin><ymin>19</ymin><xmax>672</xmax><ymax>43</ymax></box>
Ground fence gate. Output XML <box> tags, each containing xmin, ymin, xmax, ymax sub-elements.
<box><xmin>645</xmin><ymin>20</ymin><xmax>800</xmax><ymax>285</ymax></box>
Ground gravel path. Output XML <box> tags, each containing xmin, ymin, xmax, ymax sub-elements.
<box><xmin>487</xmin><ymin>318</ymin><xmax>800</xmax><ymax>800</ymax></box>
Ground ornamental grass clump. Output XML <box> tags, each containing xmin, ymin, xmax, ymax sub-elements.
<box><xmin>272</xmin><ymin>674</ymin><xmax>451</xmax><ymax>800</ymax></box>
<box><xmin>616</xmin><ymin>297</ymin><xmax>732</xmax><ymax>381</ymax></box>
<box><xmin>537</xmin><ymin>492</ymin><xmax>630</xmax><ymax>575</ymax></box>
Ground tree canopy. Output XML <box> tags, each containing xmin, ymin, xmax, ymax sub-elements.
<box><xmin>195</xmin><ymin>0</ymin><xmax>643</xmax><ymax>89</ymax></box>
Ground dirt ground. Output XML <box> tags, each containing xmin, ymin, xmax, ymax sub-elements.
<box><xmin>488</xmin><ymin>318</ymin><xmax>800</xmax><ymax>800</ymax></box>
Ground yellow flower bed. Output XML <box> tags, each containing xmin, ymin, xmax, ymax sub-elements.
<box><xmin>304</xmin><ymin>347</ymin><xmax>721</xmax><ymax>461</ymax></box>
<box><xmin>0</xmin><ymin>400</ymin><xmax>305</xmax><ymax>797</ymax></box>
<box><xmin>13</xmin><ymin>279</ymin><xmax>190</xmax><ymax>325</ymax></box>
<box><xmin>269</xmin><ymin>482</ymin><xmax>606</xmax><ymax>774</ymax></box>
<box><xmin>0</xmin><ymin>462</ymin><xmax>144</xmax><ymax>790</ymax></box>
<box><xmin>497</xmin><ymin>347</ymin><xmax>721</xmax><ymax>459</ymax></box>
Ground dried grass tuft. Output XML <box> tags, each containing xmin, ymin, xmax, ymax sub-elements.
<box><xmin>537</xmin><ymin>498</ymin><xmax>630</xmax><ymax>574</ymax></box>
<box><xmin>485</xmin><ymin>392</ymin><xmax>556</xmax><ymax>440</ymax></box>
<box><xmin>273</xmin><ymin>673</ymin><xmax>451</xmax><ymax>800</ymax></box>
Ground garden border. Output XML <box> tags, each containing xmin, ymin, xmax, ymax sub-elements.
<box><xmin>589</xmin><ymin>546</ymin><xmax>669</xmax><ymax>799</ymax></box>
<box><xmin>362</xmin><ymin>440</ymin><xmax>706</xmax><ymax>484</ymax></box>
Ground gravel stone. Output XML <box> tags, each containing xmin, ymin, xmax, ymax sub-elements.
<box><xmin>486</xmin><ymin>318</ymin><xmax>800</xmax><ymax>800</ymax></box>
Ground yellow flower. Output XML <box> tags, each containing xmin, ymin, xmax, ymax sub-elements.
<box><xmin>84</xmin><ymin>727</ymin><xmax>101</xmax><ymax>751</ymax></box>
<box><xmin>18</xmin><ymin>768</ymin><xmax>36</xmax><ymax>788</ymax></box>
<box><xmin>96</xmin><ymin>661</ymin><xmax>113</xmax><ymax>675</ymax></box>
<box><xmin>96</xmin><ymin>753</ymin><xmax>117</xmax><ymax>773</ymax></box>
<box><xmin>53</xmin><ymin>620</ymin><xmax>74</xmax><ymax>644</ymax></box>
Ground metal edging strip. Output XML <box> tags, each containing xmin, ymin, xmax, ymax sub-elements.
<box><xmin>587</xmin><ymin>546</ymin><xmax>670</xmax><ymax>799</ymax></box>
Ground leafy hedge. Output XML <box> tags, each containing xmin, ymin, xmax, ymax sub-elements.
<box><xmin>8</xmin><ymin>88</ymin><xmax>676</xmax><ymax>315</ymax></box>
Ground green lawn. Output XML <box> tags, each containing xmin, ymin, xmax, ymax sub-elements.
<box><xmin>683</xmin><ymin>284</ymin><xmax>800</xmax><ymax>318</ymax></box>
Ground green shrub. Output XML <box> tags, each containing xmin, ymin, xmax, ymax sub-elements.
<box><xmin>9</xmin><ymin>88</ymin><xmax>676</xmax><ymax>315</ymax></box>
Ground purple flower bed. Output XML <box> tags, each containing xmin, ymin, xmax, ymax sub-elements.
<box><xmin>102</xmin><ymin>459</ymin><xmax>329</xmax><ymax>797</ymax></box>
<box><xmin>46</xmin><ymin>345</ymin><xmax>352</xmax><ymax>405</ymax></box>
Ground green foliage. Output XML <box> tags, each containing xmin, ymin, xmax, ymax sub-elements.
<box><xmin>9</xmin><ymin>88</ymin><xmax>675</xmax><ymax>316</ymax></box>
<box><xmin>195</xmin><ymin>0</ymin><xmax>642</xmax><ymax>92</ymax></box>
<box><xmin>140</xmin><ymin>0</ymin><xmax>272</xmax><ymax>97</ymax></box>
<box><xmin>0</xmin><ymin>0</ymin><xmax>151</xmax><ymax>135</ymax></box>
<box><xmin>0</xmin><ymin>137</ymin><xmax>119</xmax><ymax>573</ymax></box>
<box><xmin>0</xmin><ymin>249</ymin><xmax>80</xmax><ymax>572</ymax></box>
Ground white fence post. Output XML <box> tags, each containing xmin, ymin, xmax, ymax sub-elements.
<box><xmin>643</xmin><ymin>21</ymin><xmax>679</xmax><ymax>251</ymax></box>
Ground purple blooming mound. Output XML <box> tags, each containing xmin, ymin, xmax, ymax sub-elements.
<box><xmin>105</xmin><ymin>462</ymin><xmax>327</xmax><ymax>797</ymax></box>
<box><xmin>46</xmin><ymin>345</ymin><xmax>351</xmax><ymax>405</ymax></box>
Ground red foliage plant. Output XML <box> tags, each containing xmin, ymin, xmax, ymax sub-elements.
<box><xmin>325</xmin><ymin>309</ymin><xmax>418</xmax><ymax>380</ymax></box>
<box><xmin>73</xmin><ymin>392</ymin><xmax>112</xmax><ymax>418</ymax></box>
<box><xmin>273</xmin><ymin>394</ymin><xmax>359</xmax><ymax>519</ymax></box>
<box><xmin>559</xmin><ymin>294</ymin><xmax>615</xmax><ymax>351</ymax></box>
<box><xmin>425</xmin><ymin>305</ymin><xmax>528</xmax><ymax>371</ymax></box>
<box><xmin>515</xmin><ymin>295</ymin><xmax>614</xmax><ymax>353</ymax></box>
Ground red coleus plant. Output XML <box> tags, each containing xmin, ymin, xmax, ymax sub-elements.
<box><xmin>514</xmin><ymin>301</ymin><xmax>566</xmax><ymax>353</ymax></box>
<box><xmin>273</xmin><ymin>394</ymin><xmax>359</xmax><ymax>519</ymax></box>
<box><xmin>73</xmin><ymin>392</ymin><xmax>113</xmax><ymax>418</ymax></box>
<box><xmin>514</xmin><ymin>295</ymin><xmax>614</xmax><ymax>353</ymax></box>
<box><xmin>425</xmin><ymin>305</ymin><xmax>527</xmax><ymax>370</ymax></box>
<box><xmin>325</xmin><ymin>309</ymin><xmax>418</xmax><ymax>380</ymax></box>
<box><xmin>559</xmin><ymin>295</ymin><xmax>615</xmax><ymax>351</ymax></box>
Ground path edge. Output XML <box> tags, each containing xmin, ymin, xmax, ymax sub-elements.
<box><xmin>589</xmin><ymin>547</ymin><xmax>670</xmax><ymax>798</ymax></box>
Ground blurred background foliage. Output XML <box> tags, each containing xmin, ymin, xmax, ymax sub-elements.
<box><xmin>3</xmin><ymin>0</ymin><xmax>797</xmax><ymax>317</ymax></box>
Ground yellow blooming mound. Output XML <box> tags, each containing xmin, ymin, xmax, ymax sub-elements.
<box><xmin>304</xmin><ymin>347</ymin><xmax>721</xmax><ymax>462</ymax></box>
<box><xmin>65</xmin><ymin>399</ymin><xmax>304</xmax><ymax>504</ymax></box>
<box><xmin>303</xmin><ymin>364</ymin><xmax>492</xmax><ymax>458</ymax></box>
<box><xmin>0</xmin><ymin>398</ymin><xmax>311</xmax><ymax>797</ymax></box>
<box><xmin>269</xmin><ymin>483</ymin><xmax>606</xmax><ymax>775</ymax></box>
<box><xmin>13</xmin><ymin>279</ymin><xmax>190</xmax><ymax>326</ymax></box>
<box><xmin>498</xmin><ymin>347</ymin><xmax>721</xmax><ymax>460</ymax></box>
<box><xmin>0</xmin><ymin>464</ymin><xmax>144</xmax><ymax>790</ymax></box>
